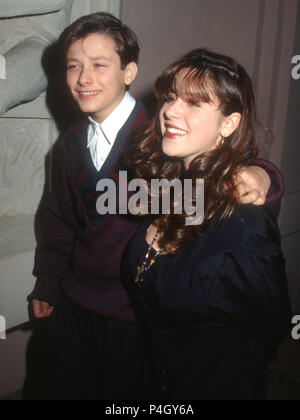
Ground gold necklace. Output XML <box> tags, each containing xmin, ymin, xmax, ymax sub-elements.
<box><xmin>134</xmin><ymin>228</ymin><xmax>164</xmax><ymax>284</ymax></box>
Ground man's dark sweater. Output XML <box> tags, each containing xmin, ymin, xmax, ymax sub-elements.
<box><xmin>30</xmin><ymin>101</ymin><xmax>284</xmax><ymax>322</ymax></box>
<box><xmin>32</xmin><ymin>101</ymin><xmax>146</xmax><ymax>321</ymax></box>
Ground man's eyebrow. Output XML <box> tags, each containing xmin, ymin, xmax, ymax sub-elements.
<box><xmin>66</xmin><ymin>58</ymin><xmax>79</xmax><ymax>63</ymax></box>
<box><xmin>66</xmin><ymin>56</ymin><xmax>112</xmax><ymax>62</ymax></box>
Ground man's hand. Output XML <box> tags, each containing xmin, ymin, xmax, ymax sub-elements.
<box><xmin>32</xmin><ymin>299</ymin><xmax>54</xmax><ymax>319</ymax></box>
<box><xmin>235</xmin><ymin>166</ymin><xmax>271</xmax><ymax>205</ymax></box>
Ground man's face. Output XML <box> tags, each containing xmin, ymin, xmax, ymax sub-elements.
<box><xmin>66</xmin><ymin>33</ymin><xmax>135</xmax><ymax>123</ymax></box>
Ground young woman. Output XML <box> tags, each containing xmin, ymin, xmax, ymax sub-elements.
<box><xmin>122</xmin><ymin>49</ymin><xmax>292</xmax><ymax>400</ymax></box>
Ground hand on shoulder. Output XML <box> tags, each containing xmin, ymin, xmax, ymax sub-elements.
<box><xmin>234</xmin><ymin>166</ymin><xmax>271</xmax><ymax>206</ymax></box>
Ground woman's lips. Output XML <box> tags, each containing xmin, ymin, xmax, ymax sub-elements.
<box><xmin>164</xmin><ymin>124</ymin><xmax>188</xmax><ymax>139</ymax></box>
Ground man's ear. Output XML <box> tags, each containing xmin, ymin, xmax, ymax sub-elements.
<box><xmin>124</xmin><ymin>62</ymin><xmax>138</xmax><ymax>87</ymax></box>
<box><xmin>221</xmin><ymin>112</ymin><xmax>241</xmax><ymax>138</ymax></box>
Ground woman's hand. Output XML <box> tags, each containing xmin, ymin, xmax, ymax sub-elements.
<box><xmin>32</xmin><ymin>299</ymin><xmax>54</xmax><ymax>319</ymax></box>
<box><xmin>235</xmin><ymin>166</ymin><xmax>271</xmax><ymax>205</ymax></box>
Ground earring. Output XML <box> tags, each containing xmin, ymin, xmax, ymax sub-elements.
<box><xmin>221</xmin><ymin>137</ymin><xmax>225</xmax><ymax>146</ymax></box>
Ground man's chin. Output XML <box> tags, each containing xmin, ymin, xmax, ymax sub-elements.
<box><xmin>77</xmin><ymin>103</ymin><xmax>101</xmax><ymax>114</ymax></box>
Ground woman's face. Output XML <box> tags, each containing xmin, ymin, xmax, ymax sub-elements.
<box><xmin>159</xmin><ymin>91</ymin><xmax>226</xmax><ymax>168</ymax></box>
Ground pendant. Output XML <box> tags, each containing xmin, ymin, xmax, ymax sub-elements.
<box><xmin>135</xmin><ymin>265</ymin><xmax>144</xmax><ymax>283</ymax></box>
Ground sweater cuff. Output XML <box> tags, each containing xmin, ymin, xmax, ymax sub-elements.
<box><xmin>27</xmin><ymin>276</ymin><xmax>63</xmax><ymax>307</ymax></box>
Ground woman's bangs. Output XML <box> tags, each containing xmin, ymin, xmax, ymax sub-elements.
<box><xmin>173</xmin><ymin>68</ymin><xmax>217</xmax><ymax>105</ymax></box>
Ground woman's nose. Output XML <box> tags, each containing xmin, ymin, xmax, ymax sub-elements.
<box><xmin>164</xmin><ymin>98</ymin><xmax>182</xmax><ymax>119</ymax></box>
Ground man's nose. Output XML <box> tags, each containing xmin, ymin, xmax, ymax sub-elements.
<box><xmin>77</xmin><ymin>67</ymin><xmax>93</xmax><ymax>86</ymax></box>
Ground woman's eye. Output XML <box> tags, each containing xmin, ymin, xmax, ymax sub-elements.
<box><xmin>188</xmin><ymin>100</ymin><xmax>200</xmax><ymax>107</ymax></box>
<box><xmin>95</xmin><ymin>63</ymin><xmax>106</xmax><ymax>68</ymax></box>
<box><xmin>166</xmin><ymin>95</ymin><xmax>176</xmax><ymax>103</ymax></box>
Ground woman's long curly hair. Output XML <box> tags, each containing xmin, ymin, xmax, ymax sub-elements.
<box><xmin>125</xmin><ymin>48</ymin><xmax>259</xmax><ymax>254</ymax></box>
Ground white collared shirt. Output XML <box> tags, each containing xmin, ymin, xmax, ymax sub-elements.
<box><xmin>87</xmin><ymin>91</ymin><xmax>136</xmax><ymax>171</ymax></box>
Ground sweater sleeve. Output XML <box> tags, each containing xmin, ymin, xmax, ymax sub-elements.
<box><xmin>29</xmin><ymin>138</ymin><xmax>76</xmax><ymax>306</ymax></box>
<box><xmin>254</xmin><ymin>158</ymin><xmax>284</xmax><ymax>219</ymax></box>
<box><xmin>207</xmin><ymin>211</ymin><xmax>291</xmax><ymax>359</ymax></box>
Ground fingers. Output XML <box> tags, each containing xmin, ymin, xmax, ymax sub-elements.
<box><xmin>252</xmin><ymin>195</ymin><xmax>266</xmax><ymax>205</ymax></box>
<box><xmin>237</xmin><ymin>180</ymin><xmax>267</xmax><ymax>205</ymax></box>
<box><xmin>32</xmin><ymin>299</ymin><xmax>54</xmax><ymax>319</ymax></box>
<box><xmin>44</xmin><ymin>304</ymin><xmax>54</xmax><ymax>318</ymax></box>
<box><xmin>235</xmin><ymin>166</ymin><xmax>268</xmax><ymax>206</ymax></box>
<box><xmin>238</xmin><ymin>190</ymin><xmax>266</xmax><ymax>205</ymax></box>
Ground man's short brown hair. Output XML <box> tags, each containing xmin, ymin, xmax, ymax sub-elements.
<box><xmin>60</xmin><ymin>12</ymin><xmax>140</xmax><ymax>69</ymax></box>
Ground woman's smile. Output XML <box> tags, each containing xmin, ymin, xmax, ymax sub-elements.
<box><xmin>164</xmin><ymin>123</ymin><xmax>189</xmax><ymax>139</ymax></box>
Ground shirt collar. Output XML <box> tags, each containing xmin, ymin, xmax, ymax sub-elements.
<box><xmin>87</xmin><ymin>91</ymin><xmax>136</xmax><ymax>148</ymax></box>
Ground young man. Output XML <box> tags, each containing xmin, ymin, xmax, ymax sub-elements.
<box><xmin>24</xmin><ymin>12</ymin><xmax>284</xmax><ymax>400</ymax></box>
